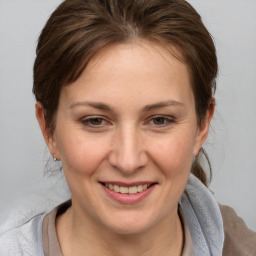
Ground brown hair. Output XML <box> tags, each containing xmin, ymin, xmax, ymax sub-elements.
<box><xmin>33</xmin><ymin>0</ymin><xmax>217</xmax><ymax>186</ymax></box>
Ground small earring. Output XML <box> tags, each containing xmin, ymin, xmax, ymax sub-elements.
<box><xmin>53</xmin><ymin>155</ymin><xmax>57</xmax><ymax>161</ymax></box>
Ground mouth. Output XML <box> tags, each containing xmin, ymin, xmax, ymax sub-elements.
<box><xmin>99</xmin><ymin>182</ymin><xmax>158</xmax><ymax>204</ymax></box>
<box><xmin>103</xmin><ymin>183</ymin><xmax>154</xmax><ymax>194</ymax></box>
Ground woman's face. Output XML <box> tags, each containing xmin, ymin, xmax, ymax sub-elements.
<box><xmin>39</xmin><ymin>41</ymin><xmax>211</xmax><ymax>234</ymax></box>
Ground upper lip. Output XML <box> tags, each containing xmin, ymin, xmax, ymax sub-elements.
<box><xmin>99</xmin><ymin>181</ymin><xmax>158</xmax><ymax>187</ymax></box>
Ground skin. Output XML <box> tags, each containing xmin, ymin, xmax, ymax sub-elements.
<box><xmin>36</xmin><ymin>40</ymin><xmax>214</xmax><ymax>256</ymax></box>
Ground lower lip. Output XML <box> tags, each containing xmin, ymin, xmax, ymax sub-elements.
<box><xmin>101</xmin><ymin>184</ymin><xmax>156</xmax><ymax>204</ymax></box>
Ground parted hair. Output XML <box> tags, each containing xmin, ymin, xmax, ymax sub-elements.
<box><xmin>33</xmin><ymin>0</ymin><xmax>218</xmax><ymax>186</ymax></box>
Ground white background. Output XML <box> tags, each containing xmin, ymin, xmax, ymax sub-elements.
<box><xmin>0</xmin><ymin>0</ymin><xmax>256</xmax><ymax>230</ymax></box>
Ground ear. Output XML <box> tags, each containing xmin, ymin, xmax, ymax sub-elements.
<box><xmin>35</xmin><ymin>102</ymin><xmax>60</xmax><ymax>159</ymax></box>
<box><xmin>193</xmin><ymin>99</ymin><xmax>215</xmax><ymax>156</ymax></box>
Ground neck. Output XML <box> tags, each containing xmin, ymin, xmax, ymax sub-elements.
<box><xmin>56</xmin><ymin>204</ymin><xmax>183</xmax><ymax>256</ymax></box>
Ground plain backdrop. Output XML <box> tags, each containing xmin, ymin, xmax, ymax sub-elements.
<box><xmin>0</xmin><ymin>0</ymin><xmax>256</xmax><ymax>230</ymax></box>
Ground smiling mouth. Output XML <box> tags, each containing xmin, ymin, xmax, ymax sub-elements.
<box><xmin>102</xmin><ymin>183</ymin><xmax>156</xmax><ymax>194</ymax></box>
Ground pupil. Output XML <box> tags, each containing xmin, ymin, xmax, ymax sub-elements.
<box><xmin>154</xmin><ymin>117</ymin><xmax>164</xmax><ymax>125</ymax></box>
<box><xmin>91</xmin><ymin>118</ymin><xmax>102</xmax><ymax>125</ymax></box>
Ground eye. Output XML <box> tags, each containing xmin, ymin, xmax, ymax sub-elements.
<box><xmin>81</xmin><ymin>116</ymin><xmax>108</xmax><ymax>128</ymax></box>
<box><xmin>88</xmin><ymin>117</ymin><xmax>104</xmax><ymax>126</ymax></box>
<box><xmin>152</xmin><ymin>117</ymin><xmax>166</xmax><ymax>125</ymax></box>
<box><xmin>147</xmin><ymin>115</ymin><xmax>174</xmax><ymax>127</ymax></box>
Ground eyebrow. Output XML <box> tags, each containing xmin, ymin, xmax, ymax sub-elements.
<box><xmin>142</xmin><ymin>100</ymin><xmax>184</xmax><ymax>112</ymax></box>
<box><xmin>69</xmin><ymin>100</ymin><xmax>184</xmax><ymax>112</ymax></box>
<box><xmin>69</xmin><ymin>101</ymin><xmax>112</xmax><ymax>111</ymax></box>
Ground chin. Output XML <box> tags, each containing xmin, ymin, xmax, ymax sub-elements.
<box><xmin>99</xmin><ymin>211</ymin><xmax>158</xmax><ymax>235</ymax></box>
<box><xmin>106</xmin><ymin>222</ymin><xmax>151</xmax><ymax>235</ymax></box>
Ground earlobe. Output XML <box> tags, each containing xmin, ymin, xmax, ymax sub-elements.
<box><xmin>193</xmin><ymin>99</ymin><xmax>215</xmax><ymax>156</ymax></box>
<box><xmin>35</xmin><ymin>102</ymin><xmax>59</xmax><ymax>158</ymax></box>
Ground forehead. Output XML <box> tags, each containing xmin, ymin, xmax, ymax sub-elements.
<box><xmin>60</xmin><ymin>40</ymin><xmax>194</xmax><ymax>109</ymax></box>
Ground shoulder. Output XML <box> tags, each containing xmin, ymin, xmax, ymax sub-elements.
<box><xmin>219</xmin><ymin>204</ymin><xmax>256</xmax><ymax>256</ymax></box>
<box><xmin>0</xmin><ymin>213</ymin><xmax>45</xmax><ymax>256</ymax></box>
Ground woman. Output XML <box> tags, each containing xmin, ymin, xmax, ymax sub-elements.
<box><xmin>0</xmin><ymin>0</ymin><xmax>255</xmax><ymax>255</ymax></box>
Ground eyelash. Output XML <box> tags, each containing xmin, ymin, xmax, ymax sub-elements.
<box><xmin>81</xmin><ymin>116</ymin><xmax>109</xmax><ymax>128</ymax></box>
<box><xmin>146</xmin><ymin>115</ymin><xmax>175</xmax><ymax>127</ymax></box>
<box><xmin>81</xmin><ymin>115</ymin><xmax>174</xmax><ymax>129</ymax></box>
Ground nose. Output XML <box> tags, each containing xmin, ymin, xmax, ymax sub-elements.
<box><xmin>108</xmin><ymin>125</ymin><xmax>148</xmax><ymax>174</ymax></box>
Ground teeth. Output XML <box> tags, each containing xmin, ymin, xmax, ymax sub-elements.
<box><xmin>105</xmin><ymin>183</ymin><xmax>150</xmax><ymax>194</ymax></box>
<box><xmin>120</xmin><ymin>186</ymin><xmax>129</xmax><ymax>194</ymax></box>
<box><xmin>137</xmin><ymin>185</ymin><xmax>143</xmax><ymax>192</ymax></box>
<box><xmin>113</xmin><ymin>185</ymin><xmax>120</xmax><ymax>192</ymax></box>
<box><xmin>129</xmin><ymin>186</ymin><xmax>137</xmax><ymax>194</ymax></box>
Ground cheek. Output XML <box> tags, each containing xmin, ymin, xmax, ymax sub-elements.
<box><xmin>149</xmin><ymin>133</ymin><xmax>195</xmax><ymax>176</ymax></box>
<box><xmin>56</xmin><ymin>130</ymin><xmax>109</xmax><ymax>176</ymax></box>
